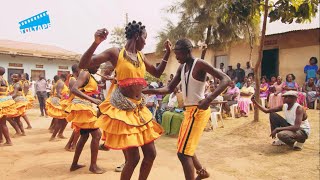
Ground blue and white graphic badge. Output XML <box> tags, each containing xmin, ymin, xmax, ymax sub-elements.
<box><xmin>19</xmin><ymin>11</ymin><xmax>51</xmax><ymax>34</ymax></box>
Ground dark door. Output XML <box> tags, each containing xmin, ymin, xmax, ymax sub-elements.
<box><xmin>261</xmin><ymin>49</ymin><xmax>279</xmax><ymax>80</ymax></box>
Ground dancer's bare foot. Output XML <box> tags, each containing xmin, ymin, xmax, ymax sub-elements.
<box><xmin>26</xmin><ymin>126</ymin><xmax>32</xmax><ymax>129</ymax></box>
<box><xmin>2</xmin><ymin>142</ymin><xmax>13</xmax><ymax>146</ymax></box>
<box><xmin>58</xmin><ymin>134</ymin><xmax>67</xmax><ymax>139</ymax></box>
<box><xmin>21</xmin><ymin>133</ymin><xmax>26</xmax><ymax>136</ymax></box>
<box><xmin>89</xmin><ymin>165</ymin><xmax>105</xmax><ymax>174</ymax></box>
<box><xmin>70</xmin><ymin>164</ymin><xmax>86</xmax><ymax>172</ymax></box>
<box><xmin>49</xmin><ymin>137</ymin><xmax>59</xmax><ymax>142</ymax></box>
<box><xmin>12</xmin><ymin>133</ymin><xmax>22</xmax><ymax>138</ymax></box>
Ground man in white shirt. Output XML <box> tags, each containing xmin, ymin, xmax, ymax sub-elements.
<box><xmin>244</xmin><ymin>61</ymin><xmax>254</xmax><ymax>77</ymax></box>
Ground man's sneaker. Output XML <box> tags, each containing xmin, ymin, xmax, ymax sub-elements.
<box><xmin>293</xmin><ymin>142</ymin><xmax>304</xmax><ymax>151</ymax></box>
<box><xmin>115</xmin><ymin>163</ymin><xmax>125</xmax><ymax>172</ymax></box>
<box><xmin>272</xmin><ymin>139</ymin><xmax>285</xmax><ymax>146</ymax></box>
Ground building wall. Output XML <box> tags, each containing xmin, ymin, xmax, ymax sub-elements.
<box><xmin>0</xmin><ymin>54</ymin><xmax>78</xmax><ymax>82</ymax></box>
<box><xmin>279</xmin><ymin>45</ymin><xmax>320</xmax><ymax>85</ymax></box>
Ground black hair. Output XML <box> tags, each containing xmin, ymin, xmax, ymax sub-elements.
<box><xmin>286</xmin><ymin>73</ymin><xmax>296</xmax><ymax>81</ymax></box>
<box><xmin>261</xmin><ymin>76</ymin><xmax>268</xmax><ymax>82</ymax></box>
<box><xmin>125</xmin><ymin>20</ymin><xmax>146</xmax><ymax>40</ymax></box>
<box><xmin>220</xmin><ymin>63</ymin><xmax>224</xmax><ymax>66</ymax></box>
<box><xmin>53</xmin><ymin>75</ymin><xmax>59</xmax><ymax>82</ymax></box>
<box><xmin>0</xmin><ymin>67</ymin><xmax>5</xmax><ymax>75</ymax></box>
<box><xmin>60</xmin><ymin>74</ymin><xmax>67</xmax><ymax>80</ymax></box>
<box><xmin>71</xmin><ymin>64</ymin><xmax>79</xmax><ymax>73</ymax></box>
<box><xmin>24</xmin><ymin>73</ymin><xmax>29</xmax><ymax>80</ymax></box>
<box><xmin>310</xmin><ymin>57</ymin><xmax>318</xmax><ymax>64</ymax></box>
<box><xmin>174</xmin><ymin>38</ymin><xmax>193</xmax><ymax>51</ymax></box>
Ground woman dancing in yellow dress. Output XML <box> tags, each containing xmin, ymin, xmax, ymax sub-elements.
<box><xmin>79</xmin><ymin>20</ymin><xmax>171</xmax><ymax>179</ymax></box>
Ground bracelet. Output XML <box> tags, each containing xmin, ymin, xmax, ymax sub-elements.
<box><xmin>162</xmin><ymin>59</ymin><xmax>168</xmax><ymax>63</ymax></box>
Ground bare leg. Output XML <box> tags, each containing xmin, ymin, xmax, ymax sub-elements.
<box><xmin>65</xmin><ymin>130</ymin><xmax>75</xmax><ymax>151</ymax></box>
<box><xmin>14</xmin><ymin>117</ymin><xmax>25</xmax><ymax>136</ymax></box>
<box><xmin>65</xmin><ymin>130</ymin><xmax>80</xmax><ymax>151</ymax></box>
<box><xmin>178</xmin><ymin>153</ymin><xmax>195</xmax><ymax>180</ymax></box>
<box><xmin>49</xmin><ymin>118</ymin><xmax>55</xmax><ymax>130</ymax></box>
<box><xmin>58</xmin><ymin>119</ymin><xmax>68</xmax><ymax>139</ymax></box>
<box><xmin>138</xmin><ymin>142</ymin><xmax>157</xmax><ymax>180</ymax></box>
<box><xmin>0</xmin><ymin>125</ymin><xmax>3</xmax><ymax>143</ymax></box>
<box><xmin>70</xmin><ymin>132</ymin><xmax>89</xmax><ymax>171</ymax></box>
<box><xmin>120</xmin><ymin>147</ymin><xmax>140</xmax><ymax>180</ymax></box>
<box><xmin>22</xmin><ymin>114</ymin><xmax>32</xmax><ymax>129</ymax></box>
<box><xmin>89</xmin><ymin>129</ymin><xmax>105</xmax><ymax>174</ymax></box>
<box><xmin>0</xmin><ymin>117</ymin><xmax>13</xmax><ymax>145</ymax></box>
<box><xmin>50</xmin><ymin>118</ymin><xmax>60</xmax><ymax>141</ymax></box>
<box><xmin>8</xmin><ymin>118</ymin><xmax>22</xmax><ymax>136</ymax></box>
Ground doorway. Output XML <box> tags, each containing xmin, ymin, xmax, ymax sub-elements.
<box><xmin>213</xmin><ymin>55</ymin><xmax>228</xmax><ymax>72</ymax></box>
<box><xmin>31</xmin><ymin>70</ymin><xmax>45</xmax><ymax>81</ymax></box>
<box><xmin>262</xmin><ymin>49</ymin><xmax>279</xmax><ymax>79</ymax></box>
<box><xmin>7</xmin><ymin>68</ymin><xmax>24</xmax><ymax>85</ymax></box>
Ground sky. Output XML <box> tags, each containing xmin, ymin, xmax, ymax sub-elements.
<box><xmin>0</xmin><ymin>0</ymin><xmax>319</xmax><ymax>54</ymax></box>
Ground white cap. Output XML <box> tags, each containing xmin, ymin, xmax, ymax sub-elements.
<box><xmin>282</xmin><ymin>91</ymin><xmax>298</xmax><ymax>98</ymax></box>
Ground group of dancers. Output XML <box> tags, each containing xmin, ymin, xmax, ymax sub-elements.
<box><xmin>0</xmin><ymin>20</ymin><xmax>231</xmax><ymax>180</ymax></box>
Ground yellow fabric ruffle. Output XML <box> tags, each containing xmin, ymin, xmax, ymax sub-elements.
<box><xmin>98</xmin><ymin>100</ymin><xmax>154</xmax><ymax>126</ymax></box>
<box><xmin>65</xmin><ymin>100</ymin><xmax>98</xmax><ymax>130</ymax></box>
<box><xmin>7</xmin><ymin>101</ymin><xmax>28</xmax><ymax>118</ymax></box>
<box><xmin>0</xmin><ymin>98</ymin><xmax>18</xmax><ymax>118</ymax></box>
<box><xmin>25</xmin><ymin>95</ymin><xmax>35</xmax><ymax>109</ymax></box>
<box><xmin>46</xmin><ymin>97</ymin><xmax>68</xmax><ymax>119</ymax></box>
<box><xmin>96</xmin><ymin>100</ymin><xmax>163</xmax><ymax>150</ymax></box>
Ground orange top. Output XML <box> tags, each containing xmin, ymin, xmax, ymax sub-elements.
<box><xmin>79</xmin><ymin>72</ymin><xmax>99</xmax><ymax>96</ymax></box>
<box><xmin>115</xmin><ymin>48</ymin><xmax>147</xmax><ymax>87</ymax></box>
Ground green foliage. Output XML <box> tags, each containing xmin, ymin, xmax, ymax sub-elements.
<box><xmin>156</xmin><ymin>0</ymin><xmax>261</xmax><ymax>55</ymax></box>
<box><xmin>110</xmin><ymin>26</ymin><xmax>126</xmax><ymax>48</ymax></box>
<box><xmin>145</xmin><ymin>72</ymin><xmax>167</xmax><ymax>84</ymax></box>
<box><xmin>268</xmin><ymin>0</ymin><xmax>318</xmax><ymax>23</ymax></box>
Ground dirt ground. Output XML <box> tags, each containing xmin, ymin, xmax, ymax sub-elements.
<box><xmin>0</xmin><ymin>108</ymin><xmax>319</xmax><ymax>180</ymax></box>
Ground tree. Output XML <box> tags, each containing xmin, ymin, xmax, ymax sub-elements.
<box><xmin>156</xmin><ymin>0</ymin><xmax>261</xmax><ymax>60</ymax></box>
<box><xmin>109</xmin><ymin>27</ymin><xmax>126</xmax><ymax>48</ymax></box>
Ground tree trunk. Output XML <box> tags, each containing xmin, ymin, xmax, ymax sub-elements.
<box><xmin>201</xmin><ymin>25</ymin><xmax>212</xmax><ymax>59</ymax></box>
<box><xmin>246</xmin><ymin>22</ymin><xmax>254</xmax><ymax>66</ymax></box>
<box><xmin>253</xmin><ymin>0</ymin><xmax>269</xmax><ymax>122</ymax></box>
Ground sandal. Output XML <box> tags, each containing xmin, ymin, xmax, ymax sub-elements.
<box><xmin>196</xmin><ymin>167</ymin><xmax>210</xmax><ymax>180</ymax></box>
<box><xmin>272</xmin><ymin>140</ymin><xmax>285</xmax><ymax>146</ymax></box>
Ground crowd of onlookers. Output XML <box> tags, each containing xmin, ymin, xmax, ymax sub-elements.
<box><xmin>139</xmin><ymin>57</ymin><xmax>319</xmax><ymax>132</ymax></box>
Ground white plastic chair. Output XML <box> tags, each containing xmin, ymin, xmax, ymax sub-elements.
<box><xmin>230</xmin><ymin>103</ymin><xmax>238</xmax><ymax>119</ymax></box>
<box><xmin>210</xmin><ymin>103</ymin><xmax>224</xmax><ymax>128</ymax></box>
<box><xmin>260</xmin><ymin>97</ymin><xmax>267</xmax><ymax>108</ymax></box>
<box><xmin>315</xmin><ymin>98</ymin><xmax>319</xmax><ymax>110</ymax></box>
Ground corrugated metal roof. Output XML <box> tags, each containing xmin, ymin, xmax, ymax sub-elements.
<box><xmin>0</xmin><ymin>40</ymin><xmax>81</xmax><ymax>61</ymax></box>
<box><xmin>266</xmin><ymin>27</ymin><xmax>320</xmax><ymax>36</ymax></box>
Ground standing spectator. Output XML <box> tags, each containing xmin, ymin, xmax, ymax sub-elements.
<box><xmin>46</xmin><ymin>79</ymin><xmax>52</xmax><ymax>98</ymax></box>
<box><xmin>304</xmin><ymin>57</ymin><xmax>318</xmax><ymax>82</ymax></box>
<box><xmin>146</xmin><ymin>85</ymin><xmax>158</xmax><ymax>115</ymax></box>
<box><xmin>226</xmin><ymin>65</ymin><xmax>236</xmax><ymax>79</ymax></box>
<box><xmin>244</xmin><ymin>61</ymin><xmax>254</xmax><ymax>77</ymax></box>
<box><xmin>219</xmin><ymin>63</ymin><xmax>226</xmax><ymax>73</ymax></box>
<box><xmin>235</xmin><ymin>63</ymin><xmax>245</xmax><ymax>83</ymax></box>
<box><xmin>35</xmin><ymin>75</ymin><xmax>48</xmax><ymax>117</ymax></box>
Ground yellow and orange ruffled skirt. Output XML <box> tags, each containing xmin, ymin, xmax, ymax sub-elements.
<box><xmin>65</xmin><ymin>98</ymin><xmax>98</xmax><ymax>132</ymax></box>
<box><xmin>46</xmin><ymin>97</ymin><xmax>68</xmax><ymax>119</ymax></box>
<box><xmin>0</xmin><ymin>96</ymin><xmax>18</xmax><ymax>118</ymax></box>
<box><xmin>95</xmin><ymin>99</ymin><xmax>163</xmax><ymax>150</ymax></box>
<box><xmin>25</xmin><ymin>94</ymin><xmax>35</xmax><ymax>109</ymax></box>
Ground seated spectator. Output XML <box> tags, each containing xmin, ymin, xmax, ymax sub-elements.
<box><xmin>283</xmin><ymin>73</ymin><xmax>306</xmax><ymax>106</ymax></box>
<box><xmin>303</xmin><ymin>78</ymin><xmax>317</xmax><ymax>108</ymax></box>
<box><xmin>166</xmin><ymin>87</ymin><xmax>179</xmax><ymax>110</ymax></box>
<box><xmin>146</xmin><ymin>85</ymin><xmax>158</xmax><ymax>115</ymax></box>
<box><xmin>222</xmin><ymin>80</ymin><xmax>240</xmax><ymax>116</ymax></box>
<box><xmin>237</xmin><ymin>78</ymin><xmax>254</xmax><ymax>117</ymax></box>
<box><xmin>206</xmin><ymin>84</ymin><xmax>223</xmax><ymax>112</ymax></box>
<box><xmin>269</xmin><ymin>76</ymin><xmax>284</xmax><ymax>108</ymax></box>
<box><xmin>235</xmin><ymin>77</ymin><xmax>245</xmax><ymax>89</ymax></box>
<box><xmin>260</xmin><ymin>76</ymin><xmax>269</xmax><ymax>98</ymax></box>
<box><xmin>269</xmin><ymin>76</ymin><xmax>276</xmax><ymax>86</ymax></box>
